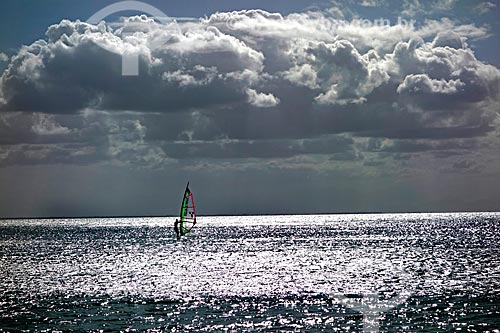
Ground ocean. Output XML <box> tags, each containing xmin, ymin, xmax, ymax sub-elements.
<box><xmin>1</xmin><ymin>213</ymin><xmax>499</xmax><ymax>332</ymax></box>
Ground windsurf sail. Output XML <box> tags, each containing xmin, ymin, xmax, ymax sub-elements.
<box><xmin>179</xmin><ymin>182</ymin><xmax>196</xmax><ymax>236</ymax></box>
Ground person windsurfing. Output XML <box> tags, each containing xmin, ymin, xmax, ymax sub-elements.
<box><xmin>174</xmin><ymin>219</ymin><xmax>180</xmax><ymax>240</ymax></box>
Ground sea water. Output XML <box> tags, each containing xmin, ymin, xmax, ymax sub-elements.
<box><xmin>1</xmin><ymin>213</ymin><xmax>499</xmax><ymax>332</ymax></box>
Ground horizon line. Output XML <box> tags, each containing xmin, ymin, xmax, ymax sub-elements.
<box><xmin>1</xmin><ymin>209</ymin><xmax>499</xmax><ymax>220</ymax></box>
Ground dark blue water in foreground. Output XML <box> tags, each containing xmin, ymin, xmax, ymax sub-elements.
<box><xmin>1</xmin><ymin>213</ymin><xmax>499</xmax><ymax>332</ymax></box>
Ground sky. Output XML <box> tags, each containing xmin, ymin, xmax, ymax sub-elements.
<box><xmin>0</xmin><ymin>0</ymin><xmax>499</xmax><ymax>217</ymax></box>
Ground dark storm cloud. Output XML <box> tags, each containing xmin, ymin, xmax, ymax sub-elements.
<box><xmin>393</xmin><ymin>39</ymin><xmax>500</xmax><ymax>111</ymax></box>
<box><xmin>0</xmin><ymin>17</ymin><xmax>261</xmax><ymax>113</ymax></box>
<box><xmin>0</xmin><ymin>10</ymin><xmax>499</xmax><ymax>166</ymax></box>
<box><xmin>2</xmin><ymin>12</ymin><xmax>497</xmax><ymax>112</ymax></box>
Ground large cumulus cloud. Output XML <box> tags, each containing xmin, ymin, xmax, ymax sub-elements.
<box><xmin>0</xmin><ymin>9</ymin><xmax>499</xmax><ymax>167</ymax></box>
<box><xmin>0</xmin><ymin>16</ymin><xmax>265</xmax><ymax>112</ymax></box>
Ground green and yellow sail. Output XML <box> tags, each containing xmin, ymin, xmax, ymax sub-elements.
<box><xmin>179</xmin><ymin>182</ymin><xmax>196</xmax><ymax>236</ymax></box>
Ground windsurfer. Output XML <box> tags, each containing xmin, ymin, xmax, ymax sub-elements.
<box><xmin>174</xmin><ymin>219</ymin><xmax>181</xmax><ymax>240</ymax></box>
